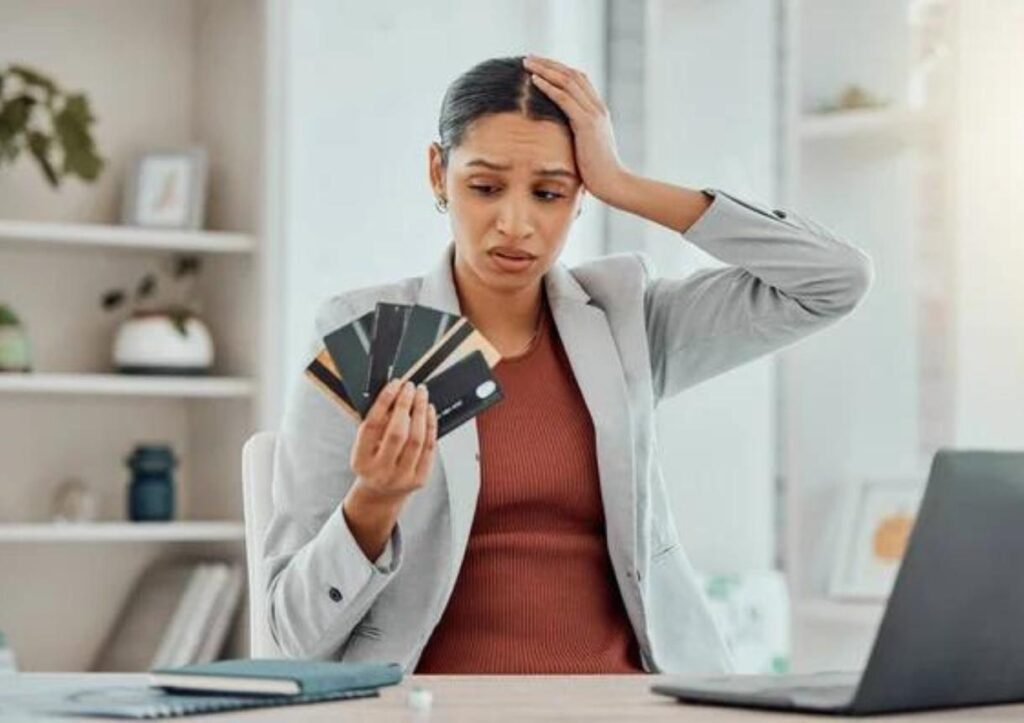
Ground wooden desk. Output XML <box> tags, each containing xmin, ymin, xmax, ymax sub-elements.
<box><xmin>276</xmin><ymin>676</ymin><xmax>1024</xmax><ymax>722</ymax></box>
<box><xmin>7</xmin><ymin>674</ymin><xmax>1024</xmax><ymax>721</ymax></box>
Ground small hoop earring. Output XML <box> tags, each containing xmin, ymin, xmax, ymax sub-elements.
<box><xmin>434</xmin><ymin>195</ymin><xmax>448</xmax><ymax>214</ymax></box>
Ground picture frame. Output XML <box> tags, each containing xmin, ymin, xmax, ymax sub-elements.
<box><xmin>121</xmin><ymin>148</ymin><xmax>208</xmax><ymax>229</ymax></box>
<box><xmin>829</xmin><ymin>478</ymin><xmax>924</xmax><ymax>600</ymax></box>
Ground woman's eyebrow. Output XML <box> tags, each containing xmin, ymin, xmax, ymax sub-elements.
<box><xmin>536</xmin><ymin>168</ymin><xmax>579</xmax><ymax>180</ymax></box>
<box><xmin>465</xmin><ymin>158</ymin><xmax>578</xmax><ymax>180</ymax></box>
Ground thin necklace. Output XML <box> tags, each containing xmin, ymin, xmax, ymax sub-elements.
<box><xmin>506</xmin><ymin>305</ymin><xmax>544</xmax><ymax>359</ymax></box>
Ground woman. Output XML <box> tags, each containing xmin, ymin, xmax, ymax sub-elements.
<box><xmin>263</xmin><ymin>55</ymin><xmax>873</xmax><ymax>675</ymax></box>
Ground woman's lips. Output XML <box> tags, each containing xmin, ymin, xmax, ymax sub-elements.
<box><xmin>489</xmin><ymin>249</ymin><xmax>536</xmax><ymax>273</ymax></box>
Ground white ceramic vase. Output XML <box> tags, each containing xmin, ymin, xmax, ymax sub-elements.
<box><xmin>113</xmin><ymin>312</ymin><xmax>214</xmax><ymax>375</ymax></box>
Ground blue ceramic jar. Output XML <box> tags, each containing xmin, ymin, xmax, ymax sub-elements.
<box><xmin>126</xmin><ymin>444</ymin><xmax>176</xmax><ymax>522</ymax></box>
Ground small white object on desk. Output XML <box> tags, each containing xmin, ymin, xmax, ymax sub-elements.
<box><xmin>407</xmin><ymin>685</ymin><xmax>433</xmax><ymax>712</ymax></box>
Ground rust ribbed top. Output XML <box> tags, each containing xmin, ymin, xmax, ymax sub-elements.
<box><xmin>415</xmin><ymin>296</ymin><xmax>644</xmax><ymax>674</ymax></box>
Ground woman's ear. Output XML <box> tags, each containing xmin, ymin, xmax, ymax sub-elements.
<box><xmin>428</xmin><ymin>142</ymin><xmax>446</xmax><ymax>199</ymax></box>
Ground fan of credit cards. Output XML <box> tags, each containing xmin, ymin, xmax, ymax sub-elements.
<box><xmin>305</xmin><ymin>303</ymin><xmax>505</xmax><ymax>439</ymax></box>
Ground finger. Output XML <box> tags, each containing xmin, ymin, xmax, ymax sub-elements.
<box><xmin>529</xmin><ymin>73</ymin><xmax>591</xmax><ymax>124</ymax></box>
<box><xmin>394</xmin><ymin>385</ymin><xmax>428</xmax><ymax>477</ymax></box>
<box><xmin>524</xmin><ymin>56</ymin><xmax>602</xmax><ymax>112</ymax></box>
<box><xmin>364</xmin><ymin>379</ymin><xmax>403</xmax><ymax>433</ymax></box>
<box><xmin>527</xmin><ymin>63</ymin><xmax>598</xmax><ymax>114</ymax></box>
<box><xmin>374</xmin><ymin>381</ymin><xmax>416</xmax><ymax>465</ymax></box>
<box><xmin>354</xmin><ymin>379</ymin><xmax>402</xmax><ymax>456</ymax></box>
<box><xmin>412</xmin><ymin>404</ymin><xmax>439</xmax><ymax>481</ymax></box>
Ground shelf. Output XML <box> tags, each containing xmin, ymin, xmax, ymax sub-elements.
<box><xmin>0</xmin><ymin>373</ymin><xmax>254</xmax><ymax>399</ymax></box>
<box><xmin>0</xmin><ymin>220</ymin><xmax>254</xmax><ymax>255</ymax></box>
<box><xmin>0</xmin><ymin>521</ymin><xmax>245</xmax><ymax>543</ymax></box>
<box><xmin>799</xmin><ymin>107</ymin><xmax>937</xmax><ymax>142</ymax></box>
<box><xmin>795</xmin><ymin>598</ymin><xmax>886</xmax><ymax>626</ymax></box>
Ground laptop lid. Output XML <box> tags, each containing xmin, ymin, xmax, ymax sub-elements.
<box><xmin>852</xmin><ymin>449</ymin><xmax>1024</xmax><ymax>715</ymax></box>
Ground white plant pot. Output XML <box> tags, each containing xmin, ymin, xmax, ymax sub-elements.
<box><xmin>113</xmin><ymin>313</ymin><xmax>214</xmax><ymax>375</ymax></box>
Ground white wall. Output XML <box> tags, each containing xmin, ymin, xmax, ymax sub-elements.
<box><xmin>952</xmin><ymin>0</ymin><xmax>1024</xmax><ymax>449</ymax></box>
<box><xmin>276</xmin><ymin>0</ymin><xmax>606</xmax><ymax>407</ymax></box>
<box><xmin>642</xmin><ymin>0</ymin><xmax>780</xmax><ymax>572</ymax></box>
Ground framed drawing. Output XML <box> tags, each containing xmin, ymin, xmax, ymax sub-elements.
<box><xmin>122</xmin><ymin>148</ymin><xmax>208</xmax><ymax>229</ymax></box>
<box><xmin>829</xmin><ymin>479</ymin><xmax>924</xmax><ymax>600</ymax></box>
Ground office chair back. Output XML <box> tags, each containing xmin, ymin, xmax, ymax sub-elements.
<box><xmin>241</xmin><ymin>430</ymin><xmax>281</xmax><ymax>658</ymax></box>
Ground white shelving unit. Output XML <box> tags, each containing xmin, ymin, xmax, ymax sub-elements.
<box><xmin>778</xmin><ymin>0</ymin><xmax>957</xmax><ymax>672</ymax></box>
<box><xmin>798</xmin><ymin>107</ymin><xmax>938</xmax><ymax>141</ymax></box>
<box><xmin>0</xmin><ymin>0</ymin><xmax>268</xmax><ymax>672</ymax></box>
<box><xmin>0</xmin><ymin>522</ymin><xmax>245</xmax><ymax>543</ymax></box>
<box><xmin>0</xmin><ymin>221</ymin><xmax>254</xmax><ymax>254</ymax></box>
<box><xmin>0</xmin><ymin>373</ymin><xmax>253</xmax><ymax>399</ymax></box>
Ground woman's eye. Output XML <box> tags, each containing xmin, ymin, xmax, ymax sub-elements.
<box><xmin>535</xmin><ymin>190</ymin><xmax>564</xmax><ymax>201</ymax></box>
<box><xmin>470</xmin><ymin>185</ymin><xmax>498</xmax><ymax>195</ymax></box>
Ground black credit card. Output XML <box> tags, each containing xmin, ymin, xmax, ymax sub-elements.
<box><xmin>425</xmin><ymin>349</ymin><xmax>503</xmax><ymax>439</ymax></box>
<box><xmin>323</xmin><ymin>309</ymin><xmax>376</xmax><ymax>416</ymax></box>
<box><xmin>304</xmin><ymin>347</ymin><xmax>360</xmax><ymax>420</ymax></box>
<box><xmin>391</xmin><ymin>305</ymin><xmax>460</xmax><ymax>380</ymax></box>
<box><xmin>366</xmin><ymin>302</ymin><xmax>411</xmax><ymax>407</ymax></box>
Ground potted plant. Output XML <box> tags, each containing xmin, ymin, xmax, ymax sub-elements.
<box><xmin>0</xmin><ymin>303</ymin><xmax>32</xmax><ymax>372</ymax></box>
<box><xmin>0</xmin><ymin>64</ymin><xmax>104</xmax><ymax>187</ymax></box>
<box><xmin>101</xmin><ymin>256</ymin><xmax>214</xmax><ymax>375</ymax></box>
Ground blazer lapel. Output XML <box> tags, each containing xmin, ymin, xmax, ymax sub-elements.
<box><xmin>545</xmin><ymin>262</ymin><xmax>638</xmax><ymax>576</ymax></box>
<box><xmin>416</xmin><ymin>242</ymin><xmax>638</xmax><ymax>585</ymax></box>
<box><xmin>416</xmin><ymin>244</ymin><xmax>480</xmax><ymax>583</ymax></box>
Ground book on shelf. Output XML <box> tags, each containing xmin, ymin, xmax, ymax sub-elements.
<box><xmin>149</xmin><ymin>563</ymin><xmax>215</xmax><ymax>670</ymax></box>
<box><xmin>194</xmin><ymin>564</ymin><xmax>244</xmax><ymax>664</ymax></box>
<box><xmin>93</xmin><ymin>558</ymin><xmax>243</xmax><ymax>672</ymax></box>
<box><xmin>92</xmin><ymin>561</ymin><xmax>195</xmax><ymax>672</ymax></box>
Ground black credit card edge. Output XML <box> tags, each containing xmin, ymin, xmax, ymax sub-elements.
<box><xmin>425</xmin><ymin>351</ymin><xmax>504</xmax><ymax>439</ymax></box>
<box><xmin>323</xmin><ymin>310</ymin><xmax>375</xmax><ymax>414</ymax></box>
<box><xmin>366</xmin><ymin>303</ymin><xmax>411</xmax><ymax>402</ymax></box>
<box><xmin>391</xmin><ymin>307</ymin><xmax>458</xmax><ymax>379</ymax></box>
<box><xmin>306</xmin><ymin>357</ymin><xmax>356</xmax><ymax>409</ymax></box>
<box><xmin>407</xmin><ymin>321</ymin><xmax>475</xmax><ymax>386</ymax></box>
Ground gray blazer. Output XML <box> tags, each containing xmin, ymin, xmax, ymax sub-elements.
<box><xmin>263</xmin><ymin>188</ymin><xmax>874</xmax><ymax>674</ymax></box>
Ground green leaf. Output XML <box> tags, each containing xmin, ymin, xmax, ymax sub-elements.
<box><xmin>0</xmin><ymin>304</ymin><xmax>21</xmax><ymax>326</ymax></box>
<box><xmin>0</xmin><ymin>67</ymin><xmax>104</xmax><ymax>185</ymax></box>
<box><xmin>61</xmin><ymin>93</ymin><xmax>95</xmax><ymax>125</ymax></box>
<box><xmin>174</xmin><ymin>255</ymin><xmax>202</xmax><ymax>278</ymax></box>
<box><xmin>26</xmin><ymin>131</ymin><xmax>57</xmax><ymax>186</ymax></box>
<box><xmin>55</xmin><ymin>95</ymin><xmax>103</xmax><ymax>182</ymax></box>
<box><xmin>9</xmin><ymin>65</ymin><xmax>58</xmax><ymax>98</ymax></box>
<box><xmin>101</xmin><ymin>290</ymin><xmax>125</xmax><ymax>311</ymax></box>
<box><xmin>168</xmin><ymin>307</ymin><xmax>192</xmax><ymax>337</ymax></box>
<box><xmin>0</xmin><ymin>95</ymin><xmax>35</xmax><ymax>139</ymax></box>
<box><xmin>135</xmin><ymin>274</ymin><xmax>157</xmax><ymax>300</ymax></box>
<box><xmin>63</xmin><ymin>146</ymin><xmax>104</xmax><ymax>181</ymax></box>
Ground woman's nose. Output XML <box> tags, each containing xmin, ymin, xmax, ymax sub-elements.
<box><xmin>495</xmin><ymin>195</ymin><xmax>534</xmax><ymax>239</ymax></box>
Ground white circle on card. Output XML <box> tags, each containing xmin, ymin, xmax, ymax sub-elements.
<box><xmin>475</xmin><ymin>380</ymin><xmax>497</xmax><ymax>399</ymax></box>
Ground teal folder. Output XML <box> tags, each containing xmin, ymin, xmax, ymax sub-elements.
<box><xmin>149</xmin><ymin>659</ymin><xmax>403</xmax><ymax>697</ymax></box>
<box><xmin>20</xmin><ymin>661</ymin><xmax>403</xmax><ymax>719</ymax></box>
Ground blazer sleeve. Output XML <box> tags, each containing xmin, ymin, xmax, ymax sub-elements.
<box><xmin>642</xmin><ymin>188</ymin><xmax>874</xmax><ymax>402</ymax></box>
<box><xmin>261</xmin><ymin>300</ymin><xmax>404</xmax><ymax>659</ymax></box>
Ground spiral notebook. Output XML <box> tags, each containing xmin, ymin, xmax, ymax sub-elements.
<box><xmin>39</xmin><ymin>685</ymin><xmax>381</xmax><ymax>719</ymax></box>
<box><xmin>1</xmin><ymin>661</ymin><xmax>402</xmax><ymax>719</ymax></box>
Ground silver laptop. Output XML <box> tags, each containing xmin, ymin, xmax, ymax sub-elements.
<box><xmin>652</xmin><ymin>449</ymin><xmax>1024</xmax><ymax>715</ymax></box>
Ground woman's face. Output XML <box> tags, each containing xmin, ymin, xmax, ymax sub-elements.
<box><xmin>429</xmin><ymin>112</ymin><xmax>584</xmax><ymax>296</ymax></box>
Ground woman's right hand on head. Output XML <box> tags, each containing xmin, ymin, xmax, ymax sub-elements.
<box><xmin>349</xmin><ymin>379</ymin><xmax>438</xmax><ymax>505</ymax></box>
